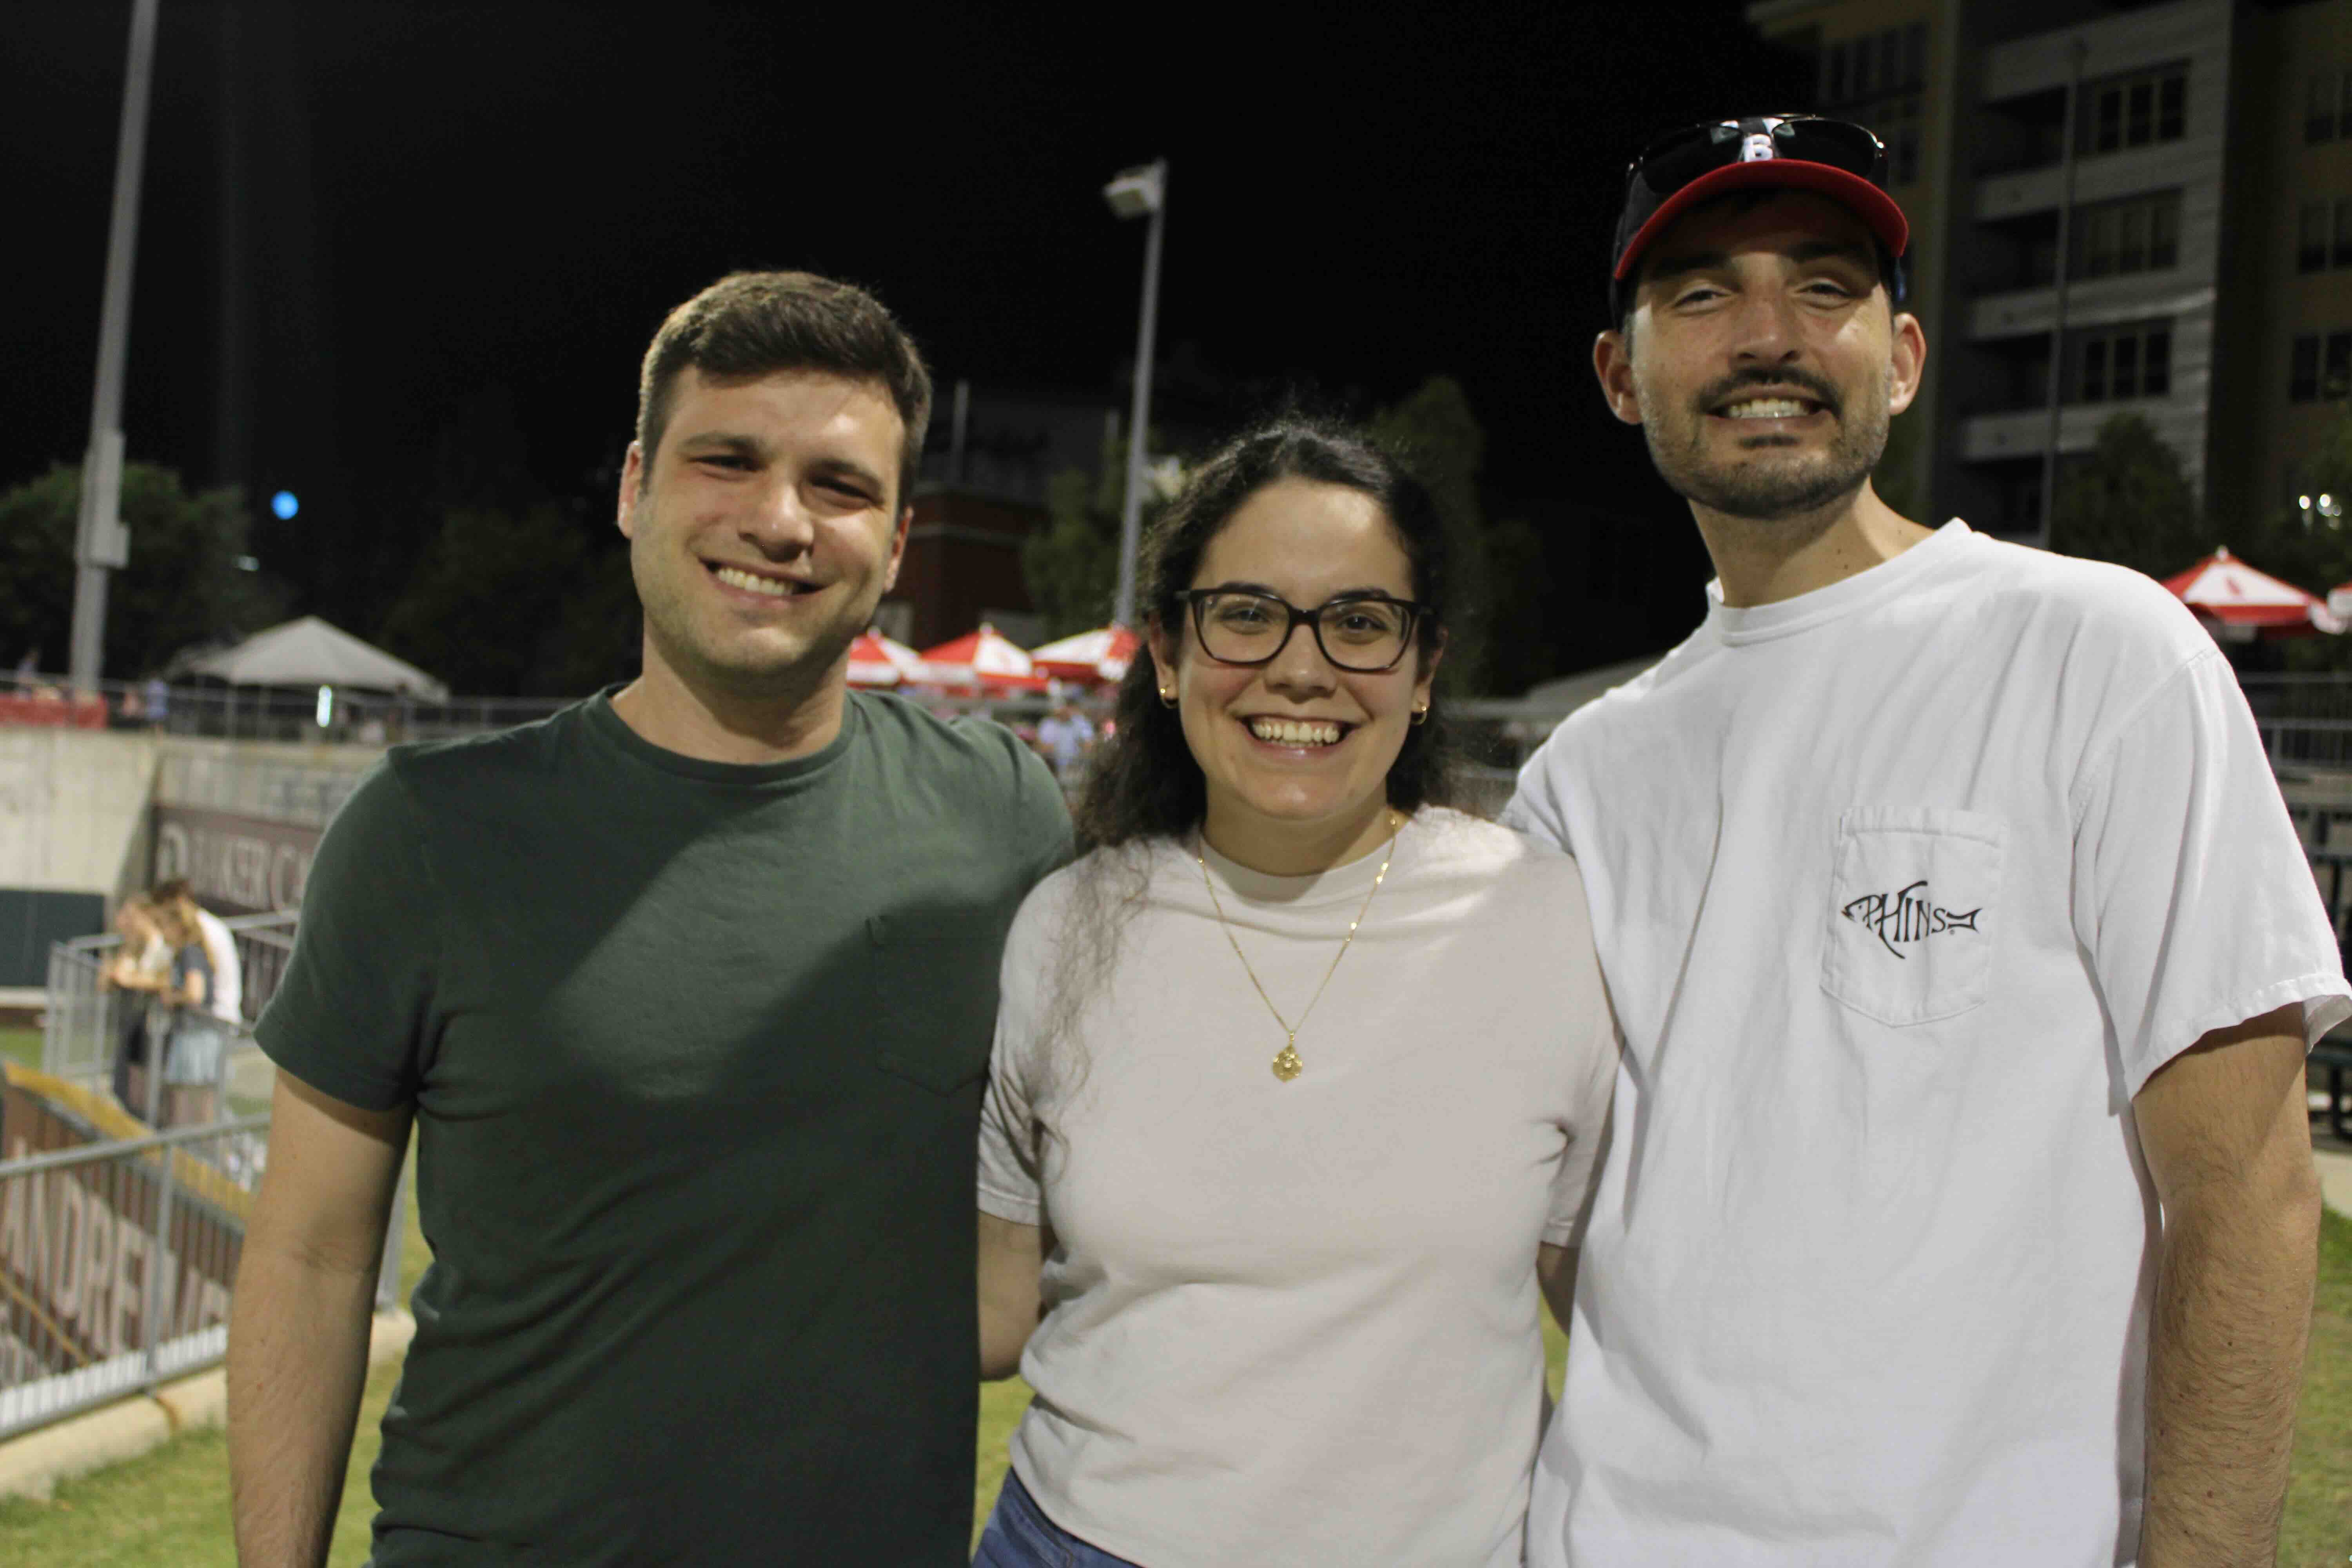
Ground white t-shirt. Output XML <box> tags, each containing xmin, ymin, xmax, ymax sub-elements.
<box><xmin>1504</xmin><ymin>521</ymin><xmax>2350</xmax><ymax>1568</ymax></box>
<box><xmin>194</xmin><ymin>907</ymin><xmax>241</xmax><ymax>1026</ymax></box>
<box><xmin>978</xmin><ymin>808</ymin><xmax>1618</xmax><ymax>1568</ymax></box>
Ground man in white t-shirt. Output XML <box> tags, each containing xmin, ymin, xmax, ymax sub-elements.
<box><xmin>1505</xmin><ymin>114</ymin><xmax>2348</xmax><ymax>1567</ymax></box>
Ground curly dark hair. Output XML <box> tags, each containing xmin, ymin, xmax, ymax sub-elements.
<box><xmin>1075</xmin><ymin>414</ymin><xmax>1462</xmax><ymax>850</ymax></box>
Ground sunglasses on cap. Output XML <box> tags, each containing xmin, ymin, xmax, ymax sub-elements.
<box><xmin>1609</xmin><ymin>114</ymin><xmax>1908</xmax><ymax>318</ymax></box>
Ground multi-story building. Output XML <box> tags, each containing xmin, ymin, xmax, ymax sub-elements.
<box><xmin>1745</xmin><ymin>0</ymin><xmax>2347</xmax><ymax>542</ymax></box>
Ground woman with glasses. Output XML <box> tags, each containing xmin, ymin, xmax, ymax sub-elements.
<box><xmin>973</xmin><ymin>415</ymin><xmax>1618</xmax><ymax>1567</ymax></box>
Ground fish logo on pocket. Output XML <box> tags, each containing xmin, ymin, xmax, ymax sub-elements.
<box><xmin>1839</xmin><ymin>879</ymin><xmax>1982</xmax><ymax>959</ymax></box>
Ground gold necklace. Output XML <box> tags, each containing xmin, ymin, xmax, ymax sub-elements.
<box><xmin>1195</xmin><ymin>810</ymin><xmax>1403</xmax><ymax>1083</ymax></box>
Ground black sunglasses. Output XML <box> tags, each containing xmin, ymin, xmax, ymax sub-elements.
<box><xmin>1624</xmin><ymin>115</ymin><xmax>1888</xmax><ymax>204</ymax></box>
<box><xmin>1174</xmin><ymin>589</ymin><xmax>1435</xmax><ymax>674</ymax></box>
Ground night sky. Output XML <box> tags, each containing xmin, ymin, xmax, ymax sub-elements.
<box><xmin>3</xmin><ymin>0</ymin><xmax>1810</xmax><ymax>678</ymax></box>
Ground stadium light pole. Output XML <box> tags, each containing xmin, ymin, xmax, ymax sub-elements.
<box><xmin>2035</xmin><ymin>36</ymin><xmax>2087</xmax><ymax>551</ymax></box>
<box><xmin>70</xmin><ymin>0</ymin><xmax>162</xmax><ymax>694</ymax></box>
<box><xmin>1104</xmin><ymin>158</ymin><xmax>1167</xmax><ymax>630</ymax></box>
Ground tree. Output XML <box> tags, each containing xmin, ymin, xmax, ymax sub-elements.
<box><xmin>2245</xmin><ymin>406</ymin><xmax>2352</xmax><ymax>672</ymax></box>
<box><xmin>1023</xmin><ymin>428</ymin><xmax>1165</xmax><ymax>640</ymax></box>
<box><xmin>0</xmin><ymin>462</ymin><xmax>287</xmax><ymax>679</ymax></box>
<box><xmin>2047</xmin><ymin>413</ymin><xmax>2212</xmax><ymax>581</ymax></box>
<box><xmin>1367</xmin><ymin>375</ymin><xmax>1571</xmax><ymax>695</ymax></box>
<box><xmin>376</xmin><ymin>501</ymin><xmax>638</xmax><ymax>697</ymax></box>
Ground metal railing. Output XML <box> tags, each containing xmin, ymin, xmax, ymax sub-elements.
<box><xmin>43</xmin><ymin>915</ymin><xmax>296</xmax><ymax>1123</ymax></box>
<box><xmin>0</xmin><ymin>1110</ymin><xmax>408</xmax><ymax>1442</ymax></box>
<box><xmin>3</xmin><ymin>669</ymin><xmax>569</xmax><ymax>746</ymax></box>
<box><xmin>9</xmin><ymin>902</ymin><xmax>408</xmax><ymax>1441</ymax></box>
<box><xmin>0</xmin><ymin>1116</ymin><xmax>261</xmax><ymax>1440</ymax></box>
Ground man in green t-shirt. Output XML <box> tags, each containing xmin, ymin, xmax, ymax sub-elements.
<box><xmin>225</xmin><ymin>271</ymin><xmax>1071</xmax><ymax>1567</ymax></box>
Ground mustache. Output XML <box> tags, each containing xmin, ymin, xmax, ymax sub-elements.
<box><xmin>1693</xmin><ymin>369</ymin><xmax>1842</xmax><ymax>417</ymax></box>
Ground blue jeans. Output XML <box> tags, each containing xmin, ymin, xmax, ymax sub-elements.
<box><xmin>973</xmin><ymin>1470</ymin><xmax>1145</xmax><ymax>1568</ymax></box>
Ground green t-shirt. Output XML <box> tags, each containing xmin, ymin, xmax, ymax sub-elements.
<box><xmin>257</xmin><ymin>690</ymin><xmax>1070</xmax><ymax>1566</ymax></box>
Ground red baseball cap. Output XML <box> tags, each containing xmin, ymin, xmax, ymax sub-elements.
<box><xmin>1610</xmin><ymin>115</ymin><xmax>1909</xmax><ymax>317</ymax></box>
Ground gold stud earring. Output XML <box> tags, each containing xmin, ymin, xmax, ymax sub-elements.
<box><xmin>1410</xmin><ymin>702</ymin><xmax>1430</xmax><ymax>726</ymax></box>
<box><xmin>1160</xmin><ymin>688</ymin><xmax>1179</xmax><ymax>708</ymax></box>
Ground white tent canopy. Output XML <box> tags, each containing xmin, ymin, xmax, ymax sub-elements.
<box><xmin>183</xmin><ymin>616</ymin><xmax>450</xmax><ymax>699</ymax></box>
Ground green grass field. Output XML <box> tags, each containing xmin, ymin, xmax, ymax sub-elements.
<box><xmin>0</xmin><ymin>1197</ymin><xmax>2345</xmax><ymax>1565</ymax></box>
<box><xmin>0</xmin><ymin>1030</ymin><xmax>41</xmax><ymax>1074</ymax></box>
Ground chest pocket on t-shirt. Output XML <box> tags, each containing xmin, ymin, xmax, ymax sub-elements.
<box><xmin>1820</xmin><ymin>806</ymin><xmax>2004</xmax><ymax>1027</ymax></box>
<box><xmin>867</xmin><ymin>911</ymin><xmax>1002</xmax><ymax>1094</ymax></box>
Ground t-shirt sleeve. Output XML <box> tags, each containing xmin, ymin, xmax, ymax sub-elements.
<box><xmin>1501</xmin><ymin>731</ymin><xmax>1575</xmax><ymax>854</ymax></box>
<box><xmin>254</xmin><ymin>758</ymin><xmax>443</xmax><ymax>1112</ymax></box>
<box><xmin>172</xmin><ymin>943</ymin><xmax>212</xmax><ymax>992</ymax></box>
<box><xmin>2073</xmin><ymin>648</ymin><xmax>2352</xmax><ymax>1097</ymax></box>
<box><xmin>1542</xmin><ymin>859</ymin><xmax>1622</xmax><ymax>1250</ymax></box>
<box><xmin>1011</xmin><ymin>740</ymin><xmax>1075</xmax><ymax>889</ymax></box>
<box><xmin>977</xmin><ymin>889</ymin><xmax>1053</xmax><ymax>1226</ymax></box>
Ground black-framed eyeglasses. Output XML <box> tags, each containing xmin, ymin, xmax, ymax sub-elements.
<box><xmin>1175</xmin><ymin>589</ymin><xmax>1433</xmax><ymax>673</ymax></box>
<box><xmin>1624</xmin><ymin>114</ymin><xmax>1888</xmax><ymax>205</ymax></box>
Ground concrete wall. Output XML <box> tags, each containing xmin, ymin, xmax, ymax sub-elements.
<box><xmin>0</xmin><ymin>731</ymin><xmax>384</xmax><ymax>989</ymax></box>
<box><xmin>0</xmin><ymin>731</ymin><xmax>161</xmax><ymax>906</ymax></box>
<box><xmin>0</xmin><ymin>731</ymin><xmax>160</xmax><ymax>989</ymax></box>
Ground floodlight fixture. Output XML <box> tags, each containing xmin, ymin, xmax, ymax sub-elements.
<box><xmin>1103</xmin><ymin>162</ymin><xmax>1165</xmax><ymax>220</ymax></box>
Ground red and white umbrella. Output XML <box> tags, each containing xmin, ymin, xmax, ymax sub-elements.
<box><xmin>2328</xmin><ymin>578</ymin><xmax>2352</xmax><ymax>625</ymax></box>
<box><xmin>917</xmin><ymin>623</ymin><xmax>1050</xmax><ymax>692</ymax></box>
<box><xmin>2161</xmin><ymin>548</ymin><xmax>2345</xmax><ymax>641</ymax></box>
<box><xmin>844</xmin><ymin>629</ymin><xmax>926</xmax><ymax>688</ymax></box>
<box><xmin>1027</xmin><ymin>624</ymin><xmax>1142</xmax><ymax>686</ymax></box>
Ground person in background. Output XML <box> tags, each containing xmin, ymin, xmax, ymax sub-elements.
<box><xmin>154</xmin><ymin>898</ymin><xmax>224</xmax><ymax>1127</ymax></box>
<box><xmin>1507</xmin><ymin>113</ymin><xmax>2348</xmax><ymax>1566</ymax></box>
<box><xmin>1034</xmin><ymin>690</ymin><xmax>1098</xmax><ymax>782</ymax></box>
<box><xmin>102</xmin><ymin>895</ymin><xmax>171</xmax><ymax>1117</ymax></box>
<box><xmin>974</xmin><ymin>416</ymin><xmax>1616</xmax><ymax>1568</ymax></box>
<box><xmin>142</xmin><ymin>674</ymin><xmax>169</xmax><ymax>730</ymax></box>
<box><xmin>154</xmin><ymin>878</ymin><xmax>242</xmax><ymax>1034</ymax></box>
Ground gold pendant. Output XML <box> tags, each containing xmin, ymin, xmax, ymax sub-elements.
<box><xmin>1271</xmin><ymin>1044</ymin><xmax>1303</xmax><ymax>1082</ymax></box>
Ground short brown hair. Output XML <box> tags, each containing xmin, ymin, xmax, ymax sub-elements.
<box><xmin>634</xmin><ymin>270</ymin><xmax>933</xmax><ymax>506</ymax></box>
